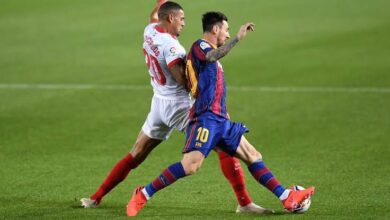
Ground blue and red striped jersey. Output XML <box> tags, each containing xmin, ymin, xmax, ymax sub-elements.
<box><xmin>186</xmin><ymin>39</ymin><xmax>227</xmax><ymax>119</ymax></box>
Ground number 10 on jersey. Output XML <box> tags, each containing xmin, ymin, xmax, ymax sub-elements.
<box><xmin>196</xmin><ymin>127</ymin><xmax>209</xmax><ymax>143</ymax></box>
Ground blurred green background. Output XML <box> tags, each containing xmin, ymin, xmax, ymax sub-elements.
<box><xmin>1</xmin><ymin>0</ymin><xmax>389</xmax><ymax>219</ymax></box>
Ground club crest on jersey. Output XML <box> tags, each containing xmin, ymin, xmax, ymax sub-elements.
<box><xmin>200</xmin><ymin>42</ymin><xmax>210</xmax><ymax>50</ymax></box>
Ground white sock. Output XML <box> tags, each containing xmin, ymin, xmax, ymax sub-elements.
<box><xmin>141</xmin><ymin>188</ymin><xmax>151</xmax><ymax>200</ymax></box>
<box><xmin>279</xmin><ymin>189</ymin><xmax>290</xmax><ymax>201</ymax></box>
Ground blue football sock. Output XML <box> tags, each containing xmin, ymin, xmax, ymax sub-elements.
<box><xmin>248</xmin><ymin>160</ymin><xmax>285</xmax><ymax>198</ymax></box>
<box><xmin>144</xmin><ymin>162</ymin><xmax>186</xmax><ymax>198</ymax></box>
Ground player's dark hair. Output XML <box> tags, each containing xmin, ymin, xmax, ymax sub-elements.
<box><xmin>158</xmin><ymin>1</ymin><xmax>183</xmax><ymax>19</ymax></box>
<box><xmin>202</xmin><ymin>11</ymin><xmax>228</xmax><ymax>33</ymax></box>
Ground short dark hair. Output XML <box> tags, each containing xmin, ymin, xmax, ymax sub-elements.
<box><xmin>158</xmin><ymin>1</ymin><xmax>183</xmax><ymax>19</ymax></box>
<box><xmin>202</xmin><ymin>11</ymin><xmax>228</xmax><ymax>33</ymax></box>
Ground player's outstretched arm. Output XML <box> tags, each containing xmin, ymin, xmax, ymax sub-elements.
<box><xmin>149</xmin><ymin>0</ymin><xmax>167</xmax><ymax>23</ymax></box>
<box><xmin>236</xmin><ymin>22</ymin><xmax>255</xmax><ymax>41</ymax></box>
<box><xmin>205</xmin><ymin>22</ymin><xmax>255</xmax><ymax>62</ymax></box>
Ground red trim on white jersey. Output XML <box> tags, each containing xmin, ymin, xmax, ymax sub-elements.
<box><xmin>155</xmin><ymin>25</ymin><xmax>177</xmax><ymax>39</ymax></box>
<box><xmin>167</xmin><ymin>58</ymin><xmax>183</xmax><ymax>68</ymax></box>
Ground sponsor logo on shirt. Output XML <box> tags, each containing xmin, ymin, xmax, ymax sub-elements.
<box><xmin>170</xmin><ymin>47</ymin><xmax>177</xmax><ymax>56</ymax></box>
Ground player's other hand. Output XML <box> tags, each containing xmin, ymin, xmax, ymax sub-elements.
<box><xmin>236</xmin><ymin>23</ymin><xmax>255</xmax><ymax>41</ymax></box>
<box><xmin>157</xmin><ymin>0</ymin><xmax>167</xmax><ymax>7</ymax></box>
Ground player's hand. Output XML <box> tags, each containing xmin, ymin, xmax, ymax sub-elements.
<box><xmin>236</xmin><ymin>22</ymin><xmax>255</xmax><ymax>41</ymax></box>
<box><xmin>157</xmin><ymin>0</ymin><xmax>167</xmax><ymax>7</ymax></box>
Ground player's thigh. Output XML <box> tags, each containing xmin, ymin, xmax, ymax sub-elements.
<box><xmin>182</xmin><ymin>118</ymin><xmax>221</xmax><ymax>158</ymax></box>
<box><xmin>218</xmin><ymin>120</ymin><xmax>248</xmax><ymax>157</ymax></box>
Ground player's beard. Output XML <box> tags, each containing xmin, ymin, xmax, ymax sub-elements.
<box><xmin>217</xmin><ymin>40</ymin><xmax>225</xmax><ymax>47</ymax></box>
<box><xmin>217</xmin><ymin>36</ymin><xmax>227</xmax><ymax>47</ymax></box>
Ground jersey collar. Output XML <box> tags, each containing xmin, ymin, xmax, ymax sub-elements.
<box><xmin>155</xmin><ymin>25</ymin><xmax>177</xmax><ymax>40</ymax></box>
<box><xmin>201</xmin><ymin>39</ymin><xmax>217</xmax><ymax>49</ymax></box>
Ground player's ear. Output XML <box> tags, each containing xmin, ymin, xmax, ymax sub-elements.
<box><xmin>168</xmin><ymin>13</ymin><xmax>174</xmax><ymax>23</ymax></box>
<box><xmin>212</xmin><ymin>24</ymin><xmax>219</xmax><ymax>34</ymax></box>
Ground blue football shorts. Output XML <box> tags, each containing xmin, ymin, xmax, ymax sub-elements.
<box><xmin>182</xmin><ymin>112</ymin><xmax>249</xmax><ymax>157</ymax></box>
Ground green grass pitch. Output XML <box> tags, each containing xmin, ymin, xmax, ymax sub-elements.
<box><xmin>1</xmin><ymin>0</ymin><xmax>389</xmax><ymax>219</ymax></box>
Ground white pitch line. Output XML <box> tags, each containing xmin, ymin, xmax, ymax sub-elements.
<box><xmin>228</xmin><ymin>86</ymin><xmax>390</xmax><ymax>93</ymax></box>
<box><xmin>0</xmin><ymin>83</ymin><xmax>149</xmax><ymax>91</ymax></box>
<box><xmin>0</xmin><ymin>83</ymin><xmax>389</xmax><ymax>93</ymax></box>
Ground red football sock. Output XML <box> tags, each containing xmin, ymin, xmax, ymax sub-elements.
<box><xmin>217</xmin><ymin>150</ymin><xmax>252</xmax><ymax>206</ymax></box>
<box><xmin>91</xmin><ymin>153</ymin><xmax>139</xmax><ymax>203</ymax></box>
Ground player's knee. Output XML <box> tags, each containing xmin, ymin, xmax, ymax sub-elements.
<box><xmin>182</xmin><ymin>151</ymin><xmax>205</xmax><ymax>175</ymax></box>
<box><xmin>185</xmin><ymin>168</ymin><xmax>197</xmax><ymax>175</ymax></box>
<box><xmin>256</xmin><ymin>151</ymin><xmax>262</xmax><ymax>160</ymax></box>
<box><xmin>182</xmin><ymin>160</ymin><xmax>202</xmax><ymax>175</ymax></box>
<box><xmin>248</xmin><ymin>150</ymin><xmax>262</xmax><ymax>163</ymax></box>
<box><xmin>184</xmin><ymin>163</ymin><xmax>201</xmax><ymax>175</ymax></box>
<box><xmin>130</xmin><ymin>139</ymin><xmax>159</xmax><ymax>163</ymax></box>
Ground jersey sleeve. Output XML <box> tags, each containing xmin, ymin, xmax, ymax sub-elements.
<box><xmin>191</xmin><ymin>40</ymin><xmax>213</xmax><ymax>62</ymax></box>
<box><xmin>164</xmin><ymin>41</ymin><xmax>186</xmax><ymax>68</ymax></box>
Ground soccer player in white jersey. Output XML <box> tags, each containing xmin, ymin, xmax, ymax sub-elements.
<box><xmin>81</xmin><ymin>1</ymin><xmax>270</xmax><ymax>214</ymax></box>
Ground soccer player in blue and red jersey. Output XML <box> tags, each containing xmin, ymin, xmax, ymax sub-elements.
<box><xmin>127</xmin><ymin>11</ymin><xmax>315</xmax><ymax>216</ymax></box>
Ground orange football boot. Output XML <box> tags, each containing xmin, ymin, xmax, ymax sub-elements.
<box><xmin>126</xmin><ymin>186</ymin><xmax>148</xmax><ymax>217</ymax></box>
<box><xmin>282</xmin><ymin>186</ymin><xmax>315</xmax><ymax>212</ymax></box>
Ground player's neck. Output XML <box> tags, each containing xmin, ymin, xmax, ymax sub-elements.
<box><xmin>157</xmin><ymin>22</ymin><xmax>174</xmax><ymax>36</ymax></box>
<box><xmin>202</xmin><ymin>33</ymin><xmax>217</xmax><ymax>47</ymax></box>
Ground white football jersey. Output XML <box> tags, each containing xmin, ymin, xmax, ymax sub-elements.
<box><xmin>143</xmin><ymin>23</ymin><xmax>188</xmax><ymax>99</ymax></box>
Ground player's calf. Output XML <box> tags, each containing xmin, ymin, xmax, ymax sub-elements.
<box><xmin>130</xmin><ymin>131</ymin><xmax>162</xmax><ymax>164</ymax></box>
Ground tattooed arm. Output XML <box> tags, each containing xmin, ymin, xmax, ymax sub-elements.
<box><xmin>205</xmin><ymin>22</ymin><xmax>255</xmax><ymax>62</ymax></box>
<box><xmin>205</xmin><ymin>37</ymin><xmax>239</xmax><ymax>62</ymax></box>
